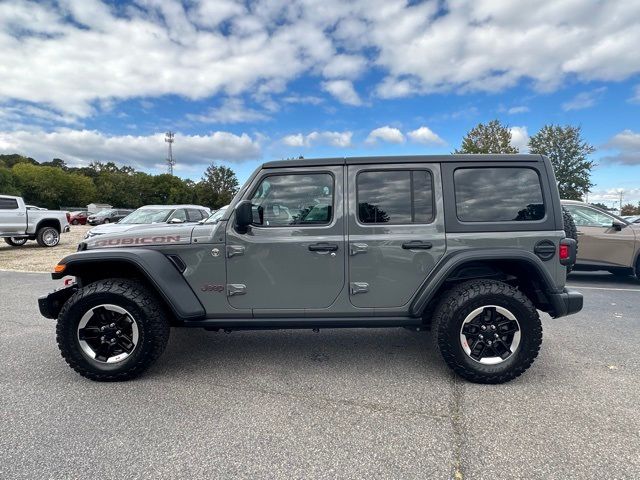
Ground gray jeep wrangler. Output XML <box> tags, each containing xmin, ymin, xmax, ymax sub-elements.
<box><xmin>39</xmin><ymin>155</ymin><xmax>583</xmax><ymax>384</ymax></box>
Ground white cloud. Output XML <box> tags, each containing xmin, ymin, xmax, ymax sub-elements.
<box><xmin>602</xmin><ymin>130</ymin><xmax>640</xmax><ymax>165</ymax></box>
<box><xmin>186</xmin><ymin>98</ymin><xmax>270</xmax><ymax>124</ymax></box>
<box><xmin>0</xmin><ymin>129</ymin><xmax>261</xmax><ymax>171</ymax></box>
<box><xmin>562</xmin><ymin>87</ymin><xmax>606</xmax><ymax>111</ymax></box>
<box><xmin>588</xmin><ymin>188</ymin><xmax>640</xmax><ymax>205</ymax></box>
<box><xmin>281</xmin><ymin>131</ymin><xmax>352</xmax><ymax>148</ymax></box>
<box><xmin>507</xmin><ymin>106</ymin><xmax>529</xmax><ymax>114</ymax></box>
<box><xmin>2</xmin><ymin>1</ymin><xmax>640</xmax><ymax>116</ymax></box>
<box><xmin>407</xmin><ymin>126</ymin><xmax>445</xmax><ymax>145</ymax></box>
<box><xmin>509</xmin><ymin>126</ymin><xmax>530</xmax><ymax>152</ymax></box>
<box><xmin>322</xmin><ymin>80</ymin><xmax>362</xmax><ymax>106</ymax></box>
<box><xmin>366</xmin><ymin>126</ymin><xmax>404</xmax><ymax>144</ymax></box>
<box><xmin>282</xmin><ymin>95</ymin><xmax>324</xmax><ymax>105</ymax></box>
<box><xmin>322</xmin><ymin>54</ymin><xmax>367</xmax><ymax>79</ymax></box>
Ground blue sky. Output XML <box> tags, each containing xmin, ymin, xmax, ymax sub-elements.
<box><xmin>1</xmin><ymin>0</ymin><xmax>639</xmax><ymax>206</ymax></box>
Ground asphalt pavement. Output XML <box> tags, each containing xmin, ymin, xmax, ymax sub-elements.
<box><xmin>1</xmin><ymin>270</ymin><xmax>638</xmax><ymax>479</ymax></box>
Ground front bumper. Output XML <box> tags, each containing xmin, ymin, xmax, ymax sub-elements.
<box><xmin>548</xmin><ymin>288</ymin><xmax>583</xmax><ymax>318</ymax></box>
<box><xmin>38</xmin><ymin>285</ymin><xmax>77</xmax><ymax>319</ymax></box>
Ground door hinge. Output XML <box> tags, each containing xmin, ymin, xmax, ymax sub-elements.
<box><xmin>227</xmin><ymin>284</ymin><xmax>247</xmax><ymax>296</ymax></box>
<box><xmin>226</xmin><ymin>245</ymin><xmax>245</xmax><ymax>258</ymax></box>
<box><xmin>349</xmin><ymin>243</ymin><xmax>368</xmax><ymax>256</ymax></box>
<box><xmin>350</xmin><ymin>282</ymin><xmax>369</xmax><ymax>295</ymax></box>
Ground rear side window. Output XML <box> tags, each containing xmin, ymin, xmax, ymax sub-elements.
<box><xmin>0</xmin><ymin>198</ymin><xmax>19</xmax><ymax>210</ymax></box>
<box><xmin>357</xmin><ymin>170</ymin><xmax>434</xmax><ymax>224</ymax></box>
<box><xmin>187</xmin><ymin>209</ymin><xmax>204</xmax><ymax>222</ymax></box>
<box><xmin>454</xmin><ymin>168</ymin><xmax>545</xmax><ymax>222</ymax></box>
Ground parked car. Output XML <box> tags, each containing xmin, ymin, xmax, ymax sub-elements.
<box><xmin>84</xmin><ymin>204</ymin><xmax>210</xmax><ymax>238</ymax></box>
<box><xmin>201</xmin><ymin>205</ymin><xmax>228</xmax><ymax>224</ymax></box>
<box><xmin>0</xmin><ymin>195</ymin><xmax>70</xmax><ymax>247</ymax></box>
<box><xmin>622</xmin><ymin>215</ymin><xmax>640</xmax><ymax>224</ymax></box>
<box><xmin>562</xmin><ymin>200</ymin><xmax>640</xmax><ymax>277</ymax></box>
<box><xmin>40</xmin><ymin>154</ymin><xmax>582</xmax><ymax>384</ymax></box>
<box><xmin>87</xmin><ymin>209</ymin><xmax>134</xmax><ymax>225</ymax></box>
<box><xmin>69</xmin><ymin>211</ymin><xmax>89</xmax><ymax>225</ymax></box>
<box><xmin>26</xmin><ymin>205</ymin><xmax>47</xmax><ymax>211</ymax></box>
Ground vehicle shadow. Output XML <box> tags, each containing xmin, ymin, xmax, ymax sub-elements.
<box><xmin>567</xmin><ymin>270</ymin><xmax>639</xmax><ymax>287</ymax></box>
<box><xmin>154</xmin><ymin>327</ymin><xmax>449</xmax><ymax>381</ymax></box>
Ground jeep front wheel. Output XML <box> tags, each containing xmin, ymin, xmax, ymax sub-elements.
<box><xmin>56</xmin><ymin>279</ymin><xmax>170</xmax><ymax>381</ymax></box>
<box><xmin>433</xmin><ymin>279</ymin><xmax>542</xmax><ymax>384</ymax></box>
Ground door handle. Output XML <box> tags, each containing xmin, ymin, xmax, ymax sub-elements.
<box><xmin>402</xmin><ymin>241</ymin><xmax>433</xmax><ymax>250</ymax></box>
<box><xmin>308</xmin><ymin>242</ymin><xmax>339</xmax><ymax>252</ymax></box>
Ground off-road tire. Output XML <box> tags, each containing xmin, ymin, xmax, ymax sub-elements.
<box><xmin>56</xmin><ymin>279</ymin><xmax>170</xmax><ymax>381</ymax></box>
<box><xmin>36</xmin><ymin>226</ymin><xmax>60</xmax><ymax>247</ymax></box>
<box><xmin>4</xmin><ymin>237</ymin><xmax>28</xmax><ymax>247</ymax></box>
<box><xmin>562</xmin><ymin>207</ymin><xmax>578</xmax><ymax>273</ymax></box>
<box><xmin>433</xmin><ymin>279</ymin><xmax>542</xmax><ymax>384</ymax></box>
<box><xmin>71</xmin><ymin>219</ymin><xmax>79</xmax><ymax>225</ymax></box>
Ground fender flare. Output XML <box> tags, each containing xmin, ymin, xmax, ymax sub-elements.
<box><xmin>409</xmin><ymin>248</ymin><xmax>562</xmax><ymax>317</ymax></box>
<box><xmin>53</xmin><ymin>248</ymin><xmax>205</xmax><ymax>320</ymax></box>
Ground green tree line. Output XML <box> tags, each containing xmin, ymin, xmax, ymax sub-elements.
<box><xmin>0</xmin><ymin>154</ymin><xmax>238</xmax><ymax>210</ymax></box>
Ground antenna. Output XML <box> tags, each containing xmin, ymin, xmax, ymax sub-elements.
<box><xmin>165</xmin><ymin>131</ymin><xmax>175</xmax><ymax>175</ymax></box>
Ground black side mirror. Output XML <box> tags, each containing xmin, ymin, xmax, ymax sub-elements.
<box><xmin>612</xmin><ymin>219</ymin><xmax>626</xmax><ymax>231</ymax></box>
<box><xmin>235</xmin><ymin>200</ymin><xmax>253</xmax><ymax>233</ymax></box>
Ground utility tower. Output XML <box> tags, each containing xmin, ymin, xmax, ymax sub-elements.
<box><xmin>165</xmin><ymin>131</ymin><xmax>175</xmax><ymax>175</ymax></box>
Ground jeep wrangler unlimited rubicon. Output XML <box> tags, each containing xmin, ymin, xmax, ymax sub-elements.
<box><xmin>39</xmin><ymin>155</ymin><xmax>583</xmax><ymax>384</ymax></box>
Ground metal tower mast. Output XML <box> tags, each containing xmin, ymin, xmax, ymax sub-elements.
<box><xmin>165</xmin><ymin>131</ymin><xmax>175</xmax><ymax>175</ymax></box>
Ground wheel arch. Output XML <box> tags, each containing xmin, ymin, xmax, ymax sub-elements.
<box><xmin>53</xmin><ymin>248</ymin><xmax>205</xmax><ymax>321</ymax></box>
<box><xmin>35</xmin><ymin>218</ymin><xmax>62</xmax><ymax>232</ymax></box>
<box><xmin>411</xmin><ymin>249</ymin><xmax>563</xmax><ymax>318</ymax></box>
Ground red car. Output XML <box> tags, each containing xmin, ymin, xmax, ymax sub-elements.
<box><xmin>68</xmin><ymin>211</ymin><xmax>88</xmax><ymax>225</ymax></box>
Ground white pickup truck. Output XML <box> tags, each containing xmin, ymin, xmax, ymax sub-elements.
<box><xmin>0</xmin><ymin>195</ymin><xmax>70</xmax><ymax>247</ymax></box>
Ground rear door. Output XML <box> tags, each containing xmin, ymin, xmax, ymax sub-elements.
<box><xmin>0</xmin><ymin>197</ymin><xmax>26</xmax><ymax>234</ymax></box>
<box><xmin>347</xmin><ymin>163</ymin><xmax>446</xmax><ymax>308</ymax></box>
<box><xmin>225</xmin><ymin>166</ymin><xmax>345</xmax><ymax>312</ymax></box>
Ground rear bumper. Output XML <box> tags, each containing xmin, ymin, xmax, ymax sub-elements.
<box><xmin>548</xmin><ymin>288</ymin><xmax>583</xmax><ymax>318</ymax></box>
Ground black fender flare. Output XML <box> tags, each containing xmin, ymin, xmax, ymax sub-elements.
<box><xmin>409</xmin><ymin>248</ymin><xmax>562</xmax><ymax>317</ymax></box>
<box><xmin>53</xmin><ymin>248</ymin><xmax>205</xmax><ymax>320</ymax></box>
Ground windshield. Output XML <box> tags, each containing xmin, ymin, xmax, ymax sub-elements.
<box><xmin>119</xmin><ymin>208</ymin><xmax>173</xmax><ymax>224</ymax></box>
<box><xmin>203</xmin><ymin>207</ymin><xmax>227</xmax><ymax>224</ymax></box>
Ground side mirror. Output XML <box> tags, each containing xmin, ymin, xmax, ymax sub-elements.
<box><xmin>612</xmin><ymin>219</ymin><xmax>626</xmax><ymax>231</ymax></box>
<box><xmin>169</xmin><ymin>217</ymin><xmax>184</xmax><ymax>224</ymax></box>
<box><xmin>235</xmin><ymin>200</ymin><xmax>253</xmax><ymax>232</ymax></box>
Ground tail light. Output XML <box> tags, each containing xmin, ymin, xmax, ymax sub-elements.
<box><xmin>559</xmin><ymin>238</ymin><xmax>576</xmax><ymax>266</ymax></box>
<box><xmin>559</xmin><ymin>244</ymin><xmax>570</xmax><ymax>260</ymax></box>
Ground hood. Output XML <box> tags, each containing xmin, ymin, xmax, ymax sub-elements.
<box><xmin>83</xmin><ymin>223</ymin><xmax>196</xmax><ymax>250</ymax></box>
<box><xmin>86</xmin><ymin>223</ymin><xmax>138</xmax><ymax>236</ymax></box>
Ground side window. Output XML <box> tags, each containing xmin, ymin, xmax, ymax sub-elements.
<box><xmin>0</xmin><ymin>198</ymin><xmax>19</xmax><ymax>210</ymax></box>
<box><xmin>250</xmin><ymin>173</ymin><xmax>334</xmax><ymax>227</ymax></box>
<box><xmin>454</xmin><ymin>168</ymin><xmax>545</xmax><ymax>222</ymax></box>
<box><xmin>357</xmin><ymin>170</ymin><xmax>434</xmax><ymax>224</ymax></box>
<box><xmin>170</xmin><ymin>209</ymin><xmax>187</xmax><ymax>222</ymax></box>
<box><xmin>187</xmin><ymin>209</ymin><xmax>203</xmax><ymax>222</ymax></box>
<box><xmin>565</xmin><ymin>205</ymin><xmax>614</xmax><ymax>227</ymax></box>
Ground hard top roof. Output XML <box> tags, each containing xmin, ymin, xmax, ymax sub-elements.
<box><xmin>263</xmin><ymin>154</ymin><xmax>545</xmax><ymax>169</ymax></box>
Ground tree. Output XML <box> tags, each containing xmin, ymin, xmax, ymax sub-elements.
<box><xmin>455</xmin><ymin>119</ymin><xmax>519</xmax><ymax>154</ymax></box>
<box><xmin>0</xmin><ymin>167</ymin><xmax>20</xmax><ymax>196</ymax></box>
<box><xmin>621</xmin><ymin>203</ymin><xmax>639</xmax><ymax>216</ymax></box>
<box><xmin>528</xmin><ymin>125</ymin><xmax>595</xmax><ymax>200</ymax></box>
<box><xmin>197</xmin><ymin>165</ymin><xmax>239</xmax><ymax>209</ymax></box>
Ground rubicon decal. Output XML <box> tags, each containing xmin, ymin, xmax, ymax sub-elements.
<box><xmin>94</xmin><ymin>235</ymin><xmax>182</xmax><ymax>247</ymax></box>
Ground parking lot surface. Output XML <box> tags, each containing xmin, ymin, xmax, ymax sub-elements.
<box><xmin>1</xmin><ymin>270</ymin><xmax>638</xmax><ymax>479</ymax></box>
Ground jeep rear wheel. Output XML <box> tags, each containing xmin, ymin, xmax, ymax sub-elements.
<box><xmin>4</xmin><ymin>237</ymin><xmax>28</xmax><ymax>247</ymax></box>
<box><xmin>433</xmin><ymin>280</ymin><xmax>542</xmax><ymax>384</ymax></box>
<box><xmin>56</xmin><ymin>279</ymin><xmax>170</xmax><ymax>381</ymax></box>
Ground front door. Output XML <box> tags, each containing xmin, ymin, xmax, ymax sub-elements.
<box><xmin>564</xmin><ymin>204</ymin><xmax>636</xmax><ymax>268</ymax></box>
<box><xmin>347</xmin><ymin>163</ymin><xmax>446</xmax><ymax>308</ymax></box>
<box><xmin>226</xmin><ymin>167</ymin><xmax>345</xmax><ymax>312</ymax></box>
<box><xmin>0</xmin><ymin>197</ymin><xmax>26</xmax><ymax>234</ymax></box>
